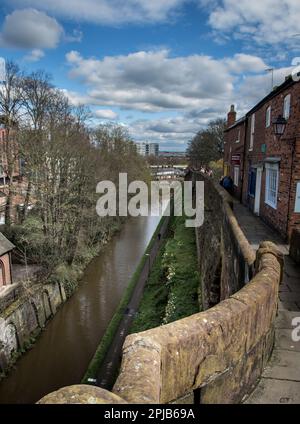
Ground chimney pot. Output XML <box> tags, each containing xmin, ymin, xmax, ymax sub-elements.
<box><xmin>227</xmin><ymin>105</ymin><xmax>236</xmax><ymax>127</ymax></box>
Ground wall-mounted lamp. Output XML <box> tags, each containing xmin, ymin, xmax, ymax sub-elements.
<box><xmin>273</xmin><ymin>114</ymin><xmax>287</xmax><ymax>137</ymax></box>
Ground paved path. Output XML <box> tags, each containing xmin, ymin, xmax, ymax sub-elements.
<box><xmin>233</xmin><ymin>203</ymin><xmax>300</xmax><ymax>404</ymax></box>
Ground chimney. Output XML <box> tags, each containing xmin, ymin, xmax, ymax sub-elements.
<box><xmin>227</xmin><ymin>105</ymin><xmax>236</xmax><ymax>128</ymax></box>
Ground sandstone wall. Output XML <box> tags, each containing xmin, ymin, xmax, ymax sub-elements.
<box><xmin>193</xmin><ymin>172</ymin><xmax>256</xmax><ymax>309</ymax></box>
<box><xmin>0</xmin><ymin>281</ymin><xmax>66</xmax><ymax>373</ymax></box>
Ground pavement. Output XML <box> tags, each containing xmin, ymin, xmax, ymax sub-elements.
<box><xmin>233</xmin><ymin>203</ymin><xmax>300</xmax><ymax>404</ymax></box>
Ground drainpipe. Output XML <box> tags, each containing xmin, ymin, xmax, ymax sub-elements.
<box><xmin>286</xmin><ymin>138</ymin><xmax>296</xmax><ymax>241</ymax></box>
<box><xmin>240</xmin><ymin>117</ymin><xmax>249</xmax><ymax>204</ymax></box>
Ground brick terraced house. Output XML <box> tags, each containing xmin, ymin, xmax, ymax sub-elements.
<box><xmin>0</xmin><ymin>118</ymin><xmax>24</xmax><ymax>224</ymax></box>
<box><xmin>224</xmin><ymin>76</ymin><xmax>300</xmax><ymax>241</ymax></box>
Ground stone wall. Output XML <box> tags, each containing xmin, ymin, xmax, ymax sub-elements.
<box><xmin>39</xmin><ymin>175</ymin><xmax>283</xmax><ymax>404</ymax></box>
<box><xmin>0</xmin><ymin>281</ymin><xmax>66</xmax><ymax>373</ymax></box>
<box><xmin>194</xmin><ymin>172</ymin><xmax>256</xmax><ymax>309</ymax></box>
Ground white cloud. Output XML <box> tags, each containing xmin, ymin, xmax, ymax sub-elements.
<box><xmin>65</xmin><ymin>49</ymin><xmax>268</xmax><ymax>113</ymax></box>
<box><xmin>23</xmin><ymin>48</ymin><xmax>45</xmax><ymax>62</ymax></box>
<box><xmin>94</xmin><ymin>109</ymin><xmax>119</xmax><ymax>120</ymax></box>
<box><xmin>65</xmin><ymin>29</ymin><xmax>83</xmax><ymax>43</ymax></box>
<box><xmin>200</xmin><ymin>0</ymin><xmax>300</xmax><ymax>46</ymax></box>
<box><xmin>10</xmin><ymin>0</ymin><xmax>188</xmax><ymax>25</ymax></box>
<box><xmin>63</xmin><ymin>48</ymin><xmax>290</xmax><ymax>147</ymax></box>
<box><xmin>0</xmin><ymin>9</ymin><xmax>63</xmax><ymax>49</ymax></box>
<box><xmin>62</xmin><ymin>48</ymin><xmax>295</xmax><ymax>148</ymax></box>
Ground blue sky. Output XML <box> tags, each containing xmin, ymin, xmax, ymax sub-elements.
<box><xmin>0</xmin><ymin>1</ymin><xmax>300</xmax><ymax>150</ymax></box>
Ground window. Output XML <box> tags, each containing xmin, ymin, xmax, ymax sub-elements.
<box><xmin>236</xmin><ymin>129</ymin><xmax>240</xmax><ymax>143</ymax></box>
<box><xmin>250</xmin><ymin>114</ymin><xmax>255</xmax><ymax>150</ymax></box>
<box><xmin>266</xmin><ymin>106</ymin><xmax>271</xmax><ymax>128</ymax></box>
<box><xmin>283</xmin><ymin>94</ymin><xmax>291</xmax><ymax>120</ymax></box>
<box><xmin>248</xmin><ymin>168</ymin><xmax>257</xmax><ymax>197</ymax></box>
<box><xmin>234</xmin><ymin>166</ymin><xmax>239</xmax><ymax>187</ymax></box>
<box><xmin>265</xmin><ymin>163</ymin><xmax>279</xmax><ymax>209</ymax></box>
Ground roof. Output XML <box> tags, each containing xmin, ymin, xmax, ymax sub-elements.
<box><xmin>246</xmin><ymin>76</ymin><xmax>297</xmax><ymax>117</ymax></box>
<box><xmin>225</xmin><ymin>76</ymin><xmax>298</xmax><ymax>133</ymax></box>
<box><xmin>225</xmin><ymin>116</ymin><xmax>246</xmax><ymax>132</ymax></box>
<box><xmin>0</xmin><ymin>232</ymin><xmax>15</xmax><ymax>256</ymax></box>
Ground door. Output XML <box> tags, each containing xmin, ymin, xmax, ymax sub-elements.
<box><xmin>254</xmin><ymin>167</ymin><xmax>263</xmax><ymax>215</ymax></box>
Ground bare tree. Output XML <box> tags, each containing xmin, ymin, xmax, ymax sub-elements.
<box><xmin>19</xmin><ymin>70</ymin><xmax>54</xmax><ymax>221</ymax></box>
<box><xmin>187</xmin><ymin>119</ymin><xmax>226</xmax><ymax>168</ymax></box>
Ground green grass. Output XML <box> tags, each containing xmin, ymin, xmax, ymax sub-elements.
<box><xmin>130</xmin><ymin>242</ymin><xmax>169</xmax><ymax>333</ymax></box>
<box><xmin>81</xmin><ymin>213</ymin><xmax>169</xmax><ymax>384</ymax></box>
<box><xmin>130</xmin><ymin>215</ymin><xmax>201</xmax><ymax>333</ymax></box>
<box><xmin>163</xmin><ymin>216</ymin><xmax>200</xmax><ymax>324</ymax></box>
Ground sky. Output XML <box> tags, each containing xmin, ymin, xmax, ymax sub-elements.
<box><xmin>0</xmin><ymin>1</ymin><xmax>300</xmax><ymax>151</ymax></box>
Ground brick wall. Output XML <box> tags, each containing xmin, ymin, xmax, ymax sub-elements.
<box><xmin>224</xmin><ymin>121</ymin><xmax>246</xmax><ymax>200</ymax></box>
<box><xmin>0</xmin><ymin>253</ymin><xmax>12</xmax><ymax>287</ymax></box>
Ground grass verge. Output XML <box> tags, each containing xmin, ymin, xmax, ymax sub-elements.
<box><xmin>130</xmin><ymin>215</ymin><xmax>201</xmax><ymax>333</ymax></box>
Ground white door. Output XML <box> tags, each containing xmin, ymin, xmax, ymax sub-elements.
<box><xmin>254</xmin><ymin>167</ymin><xmax>263</xmax><ymax>215</ymax></box>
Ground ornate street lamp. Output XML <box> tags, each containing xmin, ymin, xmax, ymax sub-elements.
<box><xmin>273</xmin><ymin>114</ymin><xmax>287</xmax><ymax>137</ymax></box>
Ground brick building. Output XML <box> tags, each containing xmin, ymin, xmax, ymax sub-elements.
<box><xmin>224</xmin><ymin>76</ymin><xmax>300</xmax><ymax>241</ymax></box>
<box><xmin>0</xmin><ymin>119</ymin><xmax>23</xmax><ymax>224</ymax></box>
<box><xmin>224</xmin><ymin>106</ymin><xmax>246</xmax><ymax>200</ymax></box>
<box><xmin>0</xmin><ymin>232</ymin><xmax>14</xmax><ymax>288</ymax></box>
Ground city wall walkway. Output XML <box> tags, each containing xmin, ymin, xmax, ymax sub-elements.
<box><xmin>233</xmin><ymin>203</ymin><xmax>300</xmax><ymax>404</ymax></box>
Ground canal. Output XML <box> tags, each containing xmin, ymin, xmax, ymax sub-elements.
<box><xmin>0</xmin><ymin>214</ymin><xmax>161</xmax><ymax>404</ymax></box>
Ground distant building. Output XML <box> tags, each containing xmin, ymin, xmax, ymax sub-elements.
<box><xmin>0</xmin><ymin>118</ymin><xmax>25</xmax><ymax>224</ymax></box>
<box><xmin>159</xmin><ymin>151</ymin><xmax>186</xmax><ymax>158</ymax></box>
<box><xmin>149</xmin><ymin>143</ymin><xmax>159</xmax><ymax>156</ymax></box>
<box><xmin>0</xmin><ymin>232</ymin><xmax>14</xmax><ymax>288</ymax></box>
<box><xmin>0</xmin><ymin>120</ymin><xmax>21</xmax><ymax>186</ymax></box>
<box><xmin>135</xmin><ymin>142</ymin><xmax>159</xmax><ymax>157</ymax></box>
<box><xmin>136</xmin><ymin>142</ymin><xmax>147</xmax><ymax>156</ymax></box>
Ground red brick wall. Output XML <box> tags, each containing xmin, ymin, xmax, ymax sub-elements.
<box><xmin>224</xmin><ymin>122</ymin><xmax>246</xmax><ymax>200</ymax></box>
<box><xmin>0</xmin><ymin>253</ymin><xmax>12</xmax><ymax>287</ymax></box>
<box><xmin>288</xmin><ymin>136</ymin><xmax>300</xmax><ymax>238</ymax></box>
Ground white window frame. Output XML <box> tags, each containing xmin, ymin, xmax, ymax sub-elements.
<box><xmin>283</xmin><ymin>94</ymin><xmax>291</xmax><ymax>120</ymax></box>
<box><xmin>234</xmin><ymin>166</ymin><xmax>239</xmax><ymax>187</ymax></box>
<box><xmin>249</xmin><ymin>114</ymin><xmax>255</xmax><ymax>151</ymax></box>
<box><xmin>265</xmin><ymin>163</ymin><xmax>279</xmax><ymax>209</ymax></box>
<box><xmin>266</xmin><ymin>106</ymin><xmax>271</xmax><ymax>128</ymax></box>
<box><xmin>236</xmin><ymin>129</ymin><xmax>240</xmax><ymax>143</ymax></box>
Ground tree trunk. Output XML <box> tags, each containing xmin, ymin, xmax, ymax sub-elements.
<box><xmin>21</xmin><ymin>178</ymin><xmax>32</xmax><ymax>223</ymax></box>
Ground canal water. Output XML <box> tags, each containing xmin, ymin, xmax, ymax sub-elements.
<box><xmin>0</xmin><ymin>215</ymin><xmax>161</xmax><ymax>404</ymax></box>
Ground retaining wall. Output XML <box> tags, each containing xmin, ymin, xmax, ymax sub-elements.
<box><xmin>194</xmin><ymin>172</ymin><xmax>256</xmax><ymax>309</ymax></box>
<box><xmin>0</xmin><ymin>281</ymin><xmax>66</xmax><ymax>373</ymax></box>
